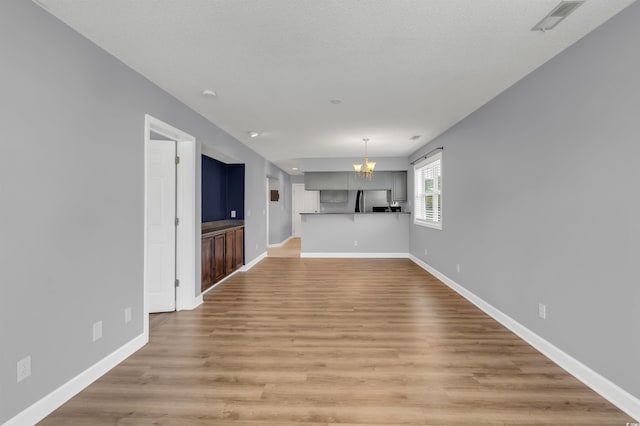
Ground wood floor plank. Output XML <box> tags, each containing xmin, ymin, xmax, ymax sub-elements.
<box><xmin>40</xmin><ymin>258</ymin><xmax>633</xmax><ymax>425</ymax></box>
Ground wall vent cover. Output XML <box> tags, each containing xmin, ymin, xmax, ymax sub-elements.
<box><xmin>532</xmin><ymin>1</ymin><xmax>585</xmax><ymax>32</ymax></box>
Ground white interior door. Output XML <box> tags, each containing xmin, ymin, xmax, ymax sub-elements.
<box><xmin>292</xmin><ymin>183</ymin><xmax>319</xmax><ymax>237</ymax></box>
<box><xmin>146</xmin><ymin>139</ymin><xmax>176</xmax><ymax>313</ymax></box>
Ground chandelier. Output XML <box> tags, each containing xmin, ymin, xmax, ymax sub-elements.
<box><xmin>353</xmin><ymin>138</ymin><xmax>376</xmax><ymax>180</ymax></box>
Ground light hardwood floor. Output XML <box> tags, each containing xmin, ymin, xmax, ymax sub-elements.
<box><xmin>41</xmin><ymin>258</ymin><xmax>632</xmax><ymax>425</ymax></box>
<box><xmin>267</xmin><ymin>237</ymin><xmax>301</xmax><ymax>257</ymax></box>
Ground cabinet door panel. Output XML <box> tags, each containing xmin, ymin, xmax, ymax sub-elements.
<box><xmin>304</xmin><ymin>172</ymin><xmax>349</xmax><ymax>190</ymax></box>
<box><xmin>213</xmin><ymin>234</ymin><xmax>226</xmax><ymax>282</ymax></box>
<box><xmin>225</xmin><ymin>230</ymin><xmax>234</xmax><ymax>274</ymax></box>
<box><xmin>234</xmin><ymin>228</ymin><xmax>244</xmax><ymax>269</ymax></box>
<box><xmin>201</xmin><ymin>236</ymin><xmax>213</xmax><ymax>291</ymax></box>
<box><xmin>392</xmin><ymin>171</ymin><xmax>407</xmax><ymax>201</ymax></box>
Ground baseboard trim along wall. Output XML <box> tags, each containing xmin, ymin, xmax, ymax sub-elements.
<box><xmin>267</xmin><ymin>235</ymin><xmax>293</xmax><ymax>248</ymax></box>
<box><xmin>201</xmin><ymin>267</ymin><xmax>245</xmax><ymax>296</ymax></box>
<box><xmin>408</xmin><ymin>254</ymin><xmax>640</xmax><ymax>422</ymax></box>
<box><xmin>301</xmin><ymin>252</ymin><xmax>410</xmax><ymax>259</ymax></box>
<box><xmin>182</xmin><ymin>294</ymin><xmax>203</xmax><ymax>310</ymax></box>
<box><xmin>239</xmin><ymin>251</ymin><xmax>267</xmax><ymax>272</ymax></box>
<box><xmin>5</xmin><ymin>250</ymin><xmax>270</xmax><ymax>425</ymax></box>
<box><xmin>7</xmin><ymin>253</ymin><xmax>636</xmax><ymax>424</ymax></box>
<box><xmin>4</xmin><ymin>333</ymin><xmax>148</xmax><ymax>426</ymax></box>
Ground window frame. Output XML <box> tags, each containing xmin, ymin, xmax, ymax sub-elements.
<box><xmin>413</xmin><ymin>152</ymin><xmax>442</xmax><ymax>230</ymax></box>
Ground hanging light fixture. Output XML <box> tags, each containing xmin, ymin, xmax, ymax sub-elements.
<box><xmin>353</xmin><ymin>138</ymin><xmax>376</xmax><ymax>180</ymax></box>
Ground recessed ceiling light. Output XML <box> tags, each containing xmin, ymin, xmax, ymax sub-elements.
<box><xmin>202</xmin><ymin>89</ymin><xmax>217</xmax><ymax>97</ymax></box>
<box><xmin>330</xmin><ymin>99</ymin><xmax>342</xmax><ymax>104</ymax></box>
<box><xmin>532</xmin><ymin>1</ymin><xmax>584</xmax><ymax>32</ymax></box>
<box><xmin>410</xmin><ymin>135</ymin><xmax>421</xmax><ymax>140</ymax></box>
<box><xmin>292</xmin><ymin>167</ymin><xmax>299</xmax><ymax>171</ymax></box>
<box><xmin>248</xmin><ymin>131</ymin><xmax>259</xmax><ymax>138</ymax></box>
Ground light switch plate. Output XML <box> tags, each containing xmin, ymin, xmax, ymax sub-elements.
<box><xmin>17</xmin><ymin>356</ymin><xmax>31</xmax><ymax>383</ymax></box>
<box><xmin>93</xmin><ymin>321</ymin><xmax>103</xmax><ymax>341</ymax></box>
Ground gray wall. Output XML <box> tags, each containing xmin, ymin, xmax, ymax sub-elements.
<box><xmin>409</xmin><ymin>1</ymin><xmax>640</xmax><ymax>399</ymax></box>
<box><xmin>0</xmin><ymin>0</ymin><xmax>290</xmax><ymax>422</ymax></box>
<box><xmin>267</xmin><ymin>167</ymin><xmax>293</xmax><ymax>245</ymax></box>
<box><xmin>290</xmin><ymin>174</ymin><xmax>305</xmax><ymax>184</ymax></box>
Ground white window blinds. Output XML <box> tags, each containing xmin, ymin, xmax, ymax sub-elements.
<box><xmin>414</xmin><ymin>152</ymin><xmax>442</xmax><ymax>229</ymax></box>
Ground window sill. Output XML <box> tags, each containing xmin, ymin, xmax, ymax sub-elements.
<box><xmin>414</xmin><ymin>220</ymin><xmax>442</xmax><ymax>230</ymax></box>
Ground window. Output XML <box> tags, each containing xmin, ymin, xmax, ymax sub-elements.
<box><xmin>414</xmin><ymin>152</ymin><xmax>442</xmax><ymax>229</ymax></box>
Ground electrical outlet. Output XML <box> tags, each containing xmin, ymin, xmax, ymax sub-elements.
<box><xmin>255</xmin><ymin>243</ymin><xmax>259</xmax><ymax>250</ymax></box>
<box><xmin>456</xmin><ymin>263</ymin><xmax>461</xmax><ymax>273</ymax></box>
<box><xmin>538</xmin><ymin>303</ymin><xmax>546</xmax><ymax>320</ymax></box>
<box><xmin>124</xmin><ymin>307</ymin><xmax>132</xmax><ymax>323</ymax></box>
<box><xmin>93</xmin><ymin>321</ymin><xmax>103</xmax><ymax>342</ymax></box>
<box><xmin>262</xmin><ymin>209</ymin><xmax>265</xmax><ymax>215</ymax></box>
<box><xmin>231</xmin><ymin>210</ymin><xmax>236</xmax><ymax>218</ymax></box>
<box><xmin>424</xmin><ymin>248</ymin><xmax>428</xmax><ymax>256</ymax></box>
<box><xmin>17</xmin><ymin>356</ymin><xmax>31</xmax><ymax>383</ymax></box>
<box><xmin>247</xmin><ymin>209</ymin><xmax>251</xmax><ymax>217</ymax></box>
<box><xmin>354</xmin><ymin>240</ymin><xmax>358</xmax><ymax>247</ymax></box>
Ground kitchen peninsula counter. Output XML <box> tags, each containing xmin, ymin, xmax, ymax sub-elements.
<box><xmin>300</xmin><ymin>212</ymin><xmax>409</xmax><ymax>256</ymax></box>
<box><xmin>300</xmin><ymin>212</ymin><xmax>410</xmax><ymax>215</ymax></box>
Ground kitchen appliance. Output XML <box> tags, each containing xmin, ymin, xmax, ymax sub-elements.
<box><xmin>320</xmin><ymin>190</ymin><xmax>348</xmax><ymax>203</ymax></box>
<box><xmin>354</xmin><ymin>190</ymin><xmax>390</xmax><ymax>212</ymax></box>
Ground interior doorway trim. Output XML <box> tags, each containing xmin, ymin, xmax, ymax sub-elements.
<box><xmin>292</xmin><ymin>183</ymin><xmax>303</xmax><ymax>237</ymax></box>
<box><xmin>144</xmin><ymin>115</ymin><xmax>197</xmax><ymax>337</ymax></box>
<box><xmin>265</xmin><ymin>177</ymin><xmax>270</xmax><ymax>247</ymax></box>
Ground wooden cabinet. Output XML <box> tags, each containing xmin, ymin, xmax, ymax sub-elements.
<box><xmin>225</xmin><ymin>230</ymin><xmax>234</xmax><ymax>275</ymax></box>
<box><xmin>201</xmin><ymin>236</ymin><xmax>214</xmax><ymax>291</ymax></box>
<box><xmin>233</xmin><ymin>227</ymin><xmax>244</xmax><ymax>270</ymax></box>
<box><xmin>213</xmin><ymin>234</ymin><xmax>226</xmax><ymax>283</ymax></box>
<box><xmin>201</xmin><ymin>225</ymin><xmax>244</xmax><ymax>293</ymax></box>
<box><xmin>392</xmin><ymin>171</ymin><xmax>407</xmax><ymax>201</ymax></box>
<box><xmin>225</xmin><ymin>227</ymin><xmax>244</xmax><ymax>272</ymax></box>
<box><xmin>224</xmin><ymin>227</ymin><xmax>244</xmax><ymax>274</ymax></box>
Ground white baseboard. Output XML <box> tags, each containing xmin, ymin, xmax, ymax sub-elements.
<box><xmin>201</xmin><ymin>267</ymin><xmax>244</xmax><ymax>296</ymax></box>
<box><xmin>301</xmin><ymin>252</ymin><xmax>410</xmax><ymax>258</ymax></box>
<box><xmin>408</xmin><ymin>254</ymin><xmax>640</xmax><ymax>422</ymax></box>
<box><xmin>267</xmin><ymin>235</ymin><xmax>293</xmax><ymax>248</ymax></box>
<box><xmin>240</xmin><ymin>251</ymin><xmax>267</xmax><ymax>272</ymax></box>
<box><xmin>4</xmin><ymin>333</ymin><xmax>148</xmax><ymax>426</ymax></box>
<box><xmin>201</xmin><ymin>252</ymin><xmax>268</xmax><ymax>297</ymax></box>
<box><xmin>181</xmin><ymin>294</ymin><xmax>203</xmax><ymax>310</ymax></box>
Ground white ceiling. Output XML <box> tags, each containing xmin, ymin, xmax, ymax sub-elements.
<box><xmin>37</xmin><ymin>0</ymin><xmax>635</xmax><ymax>173</ymax></box>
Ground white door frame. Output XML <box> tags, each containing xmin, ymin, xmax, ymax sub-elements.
<box><xmin>144</xmin><ymin>115</ymin><xmax>197</xmax><ymax>337</ymax></box>
<box><xmin>292</xmin><ymin>183</ymin><xmax>303</xmax><ymax>237</ymax></box>
<box><xmin>265</xmin><ymin>178</ymin><xmax>270</xmax><ymax>247</ymax></box>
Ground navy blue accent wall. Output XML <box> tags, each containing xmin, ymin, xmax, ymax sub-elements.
<box><xmin>202</xmin><ymin>155</ymin><xmax>227</xmax><ymax>222</ymax></box>
<box><xmin>226</xmin><ymin>164</ymin><xmax>245</xmax><ymax>219</ymax></box>
<box><xmin>201</xmin><ymin>155</ymin><xmax>245</xmax><ymax>222</ymax></box>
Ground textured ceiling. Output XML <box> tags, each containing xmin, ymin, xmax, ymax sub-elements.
<box><xmin>37</xmin><ymin>0</ymin><xmax>636</xmax><ymax>172</ymax></box>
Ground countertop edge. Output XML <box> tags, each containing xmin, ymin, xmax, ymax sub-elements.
<box><xmin>201</xmin><ymin>220</ymin><xmax>245</xmax><ymax>236</ymax></box>
<box><xmin>300</xmin><ymin>212</ymin><xmax>411</xmax><ymax>215</ymax></box>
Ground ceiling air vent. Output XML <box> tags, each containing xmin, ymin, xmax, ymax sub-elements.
<box><xmin>531</xmin><ymin>1</ymin><xmax>585</xmax><ymax>32</ymax></box>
